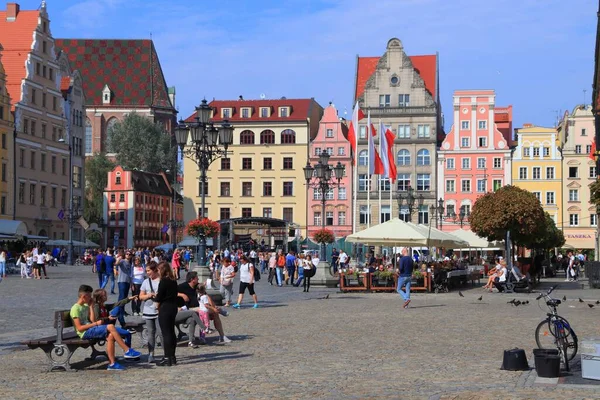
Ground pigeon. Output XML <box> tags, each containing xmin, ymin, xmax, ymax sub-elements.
<box><xmin>477</xmin><ymin>296</ymin><xmax>483</xmax><ymax>301</ymax></box>
<box><xmin>563</xmin><ymin>296</ymin><xmax>567</xmax><ymax>301</ymax></box>
<box><xmin>523</xmin><ymin>300</ymin><xmax>529</xmax><ymax>305</ymax></box>
<box><xmin>459</xmin><ymin>291</ymin><xmax>464</xmax><ymax>297</ymax></box>
<box><xmin>325</xmin><ymin>294</ymin><xmax>329</xmax><ymax>300</ymax></box>
<box><xmin>507</xmin><ymin>299</ymin><xmax>516</xmax><ymax>304</ymax></box>
<box><xmin>596</xmin><ymin>300</ymin><xmax>600</xmax><ymax>305</ymax></box>
<box><xmin>514</xmin><ymin>300</ymin><xmax>521</xmax><ymax>307</ymax></box>
<box><xmin>589</xmin><ymin>304</ymin><xmax>595</xmax><ymax>309</ymax></box>
<box><xmin>579</xmin><ymin>298</ymin><xmax>584</xmax><ymax>303</ymax></box>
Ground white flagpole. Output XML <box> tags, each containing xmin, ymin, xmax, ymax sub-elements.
<box><xmin>367</xmin><ymin>110</ymin><xmax>371</xmax><ymax>229</ymax></box>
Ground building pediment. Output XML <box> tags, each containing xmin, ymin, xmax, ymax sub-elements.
<box><xmin>567</xmin><ymin>206</ymin><xmax>581</xmax><ymax>212</ymax></box>
<box><xmin>567</xmin><ymin>181</ymin><xmax>582</xmax><ymax>188</ymax></box>
<box><xmin>566</xmin><ymin>159</ymin><xmax>581</xmax><ymax>165</ymax></box>
<box><xmin>589</xmin><ymin>206</ymin><xmax>597</xmax><ymax>212</ymax></box>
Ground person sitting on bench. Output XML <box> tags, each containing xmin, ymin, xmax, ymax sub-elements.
<box><xmin>70</xmin><ymin>284</ymin><xmax>141</xmax><ymax>370</ymax></box>
<box><xmin>492</xmin><ymin>260</ymin><xmax>507</xmax><ymax>292</ymax></box>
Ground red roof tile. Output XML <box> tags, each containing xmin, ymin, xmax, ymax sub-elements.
<box><xmin>355</xmin><ymin>54</ymin><xmax>437</xmax><ymax>101</ymax></box>
<box><xmin>184</xmin><ymin>98</ymin><xmax>318</xmax><ymax>123</ymax></box>
<box><xmin>0</xmin><ymin>8</ymin><xmax>40</xmax><ymax>109</ymax></box>
<box><xmin>54</xmin><ymin>39</ymin><xmax>174</xmax><ymax>109</ymax></box>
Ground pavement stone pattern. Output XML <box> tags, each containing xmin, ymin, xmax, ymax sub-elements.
<box><xmin>1</xmin><ymin>265</ymin><xmax>600</xmax><ymax>399</ymax></box>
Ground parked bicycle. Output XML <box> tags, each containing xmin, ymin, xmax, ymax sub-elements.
<box><xmin>534</xmin><ymin>285</ymin><xmax>578</xmax><ymax>371</ymax></box>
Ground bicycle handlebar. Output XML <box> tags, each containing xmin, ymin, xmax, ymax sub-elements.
<box><xmin>536</xmin><ymin>285</ymin><xmax>558</xmax><ymax>301</ymax></box>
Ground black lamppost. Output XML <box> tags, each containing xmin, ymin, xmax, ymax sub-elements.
<box><xmin>58</xmin><ymin>136</ymin><xmax>78</xmax><ymax>265</ymax></box>
<box><xmin>174</xmin><ymin>99</ymin><xmax>234</xmax><ymax>267</ymax></box>
<box><xmin>303</xmin><ymin>153</ymin><xmax>345</xmax><ymax>262</ymax></box>
<box><xmin>428</xmin><ymin>198</ymin><xmax>445</xmax><ymax>229</ymax></box>
<box><xmin>450</xmin><ymin>205</ymin><xmax>468</xmax><ymax>228</ymax></box>
<box><xmin>397</xmin><ymin>186</ymin><xmax>423</xmax><ymax>222</ymax></box>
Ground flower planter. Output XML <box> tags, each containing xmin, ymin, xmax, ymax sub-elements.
<box><xmin>368</xmin><ymin>273</ymin><xmax>398</xmax><ymax>292</ymax></box>
<box><xmin>339</xmin><ymin>273</ymin><xmax>368</xmax><ymax>292</ymax></box>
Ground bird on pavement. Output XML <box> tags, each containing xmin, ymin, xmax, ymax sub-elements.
<box><xmin>507</xmin><ymin>299</ymin><xmax>516</xmax><ymax>304</ymax></box>
<box><xmin>523</xmin><ymin>300</ymin><xmax>529</xmax><ymax>305</ymax></box>
<box><xmin>514</xmin><ymin>300</ymin><xmax>521</xmax><ymax>307</ymax></box>
<box><xmin>596</xmin><ymin>300</ymin><xmax>600</xmax><ymax>305</ymax></box>
<box><xmin>477</xmin><ymin>296</ymin><xmax>483</xmax><ymax>301</ymax></box>
<box><xmin>589</xmin><ymin>304</ymin><xmax>595</xmax><ymax>309</ymax></box>
<box><xmin>562</xmin><ymin>296</ymin><xmax>567</xmax><ymax>301</ymax></box>
<box><xmin>579</xmin><ymin>298</ymin><xmax>584</xmax><ymax>303</ymax></box>
<box><xmin>459</xmin><ymin>291</ymin><xmax>464</xmax><ymax>297</ymax></box>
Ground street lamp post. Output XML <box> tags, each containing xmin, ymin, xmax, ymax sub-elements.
<box><xmin>303</xmin><ymin>153</ymin><xmax>345</xmax><ymax>262</ymax></box>
<box><xmin>450</xmin><ymin>205</ymin><xmax>468</xmax><ymax>228</ymax></box>
<box><xmin>175</xmin><ymin>99</ymin><xmax>234</xmax><ymax>268</ymax></box>
<box><xmin>58</xmin><ymin>137</ymin><xmax>77</xmax><ymax>265</ymax></box>
<box><xmin>429</xmin><ymin>198</ymin><xmax>445</xmax><ymax>229</ymax></box>
<box><xmin>397</xmin><ymin>186</ymin><xmax>423</xmax><ymax>222</ymax></box>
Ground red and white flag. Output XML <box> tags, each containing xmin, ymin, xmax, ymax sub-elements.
<box><xmin>368</xmin><ymin>112</ymin><xmax>384</xmax><ymax>175</ymax></box>
<box><xmin>385</xmin><ymin>127</ymin><xmax>397</xmax><ymax>183</ymax></box>
<box><xmin>590</xmin><ymin>139</ymin><xmax>596</xmax><ymax>161</ymax></box>
<box><xmin>379</xmin><ymin>121</ymin><xmax>390</xmax><ymax>178</ymax></box>
<box><xmin>347</xmin><ymin>101</ymin><xmax>364</xmax><ymax>161</ymax></box>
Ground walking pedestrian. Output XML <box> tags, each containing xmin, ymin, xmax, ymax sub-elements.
<box><xmin>131</xmin><ymin>256</ymin><xmax>145</xmax><ymax>316</ymax></box>
<box><xmin>19</xmin><ymin>252</ymin><xmax>28</xmax><ymax>279</ymax></box>
<box><xmin>285</xmin><ymin>250</ymin><xmax>296</xmax><ymax>285</ymax></box>
<box><xmin>115</xmin><ymin>251</ymin><xmax>133</xmax><ymax>327</ymax></box>
<box><xmin>267</xmin><ymin>252</ymin><xmax>277</xmax><ymax>285</ymax></box>
<box><xmin>397</xmin><ymin>248</ymin><xmax>413</xmax><ymax>309</ymax></box>
<box><xmin>276</xmin><ymin>250</ymin><xmax>285</xmax><ymax>287</ymax></box>
<box><xmin>219</xmin><ymin>256</ymin><xmax>235</xmax><ymax>307</ymax></box>
<box><xmin>171</xmin><ymin>248</ymin><xmax>181</xmax><ymax>280</ymax></box>
<box><xmin>0</xmin><ymin>248</ymin><xmax>6</xmax><ymax>280</ymax></box>
<box><xmin>232</xmin><ymin>255</ymin><xmax>259</xmax><ymax>309</ymax></box>
<box><xmin>139</xmin><ymin>261</ymin><xmax>161</xmax><ymax>363</ymax></box>
<box><xmin>154</xmin><ymin>262</ymin><xmax>179</xmax><ymax>367</ymax></box>
<box><xmin>103</xmin><ymin>249</ymin><xmax>116</xmax><ymax>294</ymax></box>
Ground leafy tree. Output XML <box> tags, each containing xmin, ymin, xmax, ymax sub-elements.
<box><xmin>107</xmin><ymin>112</ymin><xmax>176</xmax><ymax>173</ymax></box>
<box><xmin>84</xmin><ymin>153</ymin><xmax>115</xmax><ymax>223</ymax></box>
<box><xmin>530</xmin><ymin>212</ymin><xmax>565</xmax><ymax>250</ymax></box>
<box><xmin>589</xmin><ymin>178</ymin><xmax>600</xmax><ymax>208</ymax></box>
<box><xmin>470</xmin><ymin>185</ymin><xmax>546</xmax><ymax>247</ymax></box>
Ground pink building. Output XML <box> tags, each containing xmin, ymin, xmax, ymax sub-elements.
<box><xmin>307</xmin><ymin>103</ymin><xmax>353</xmax><ymax>239</ymax></box>
<box><xmin>437</xmin><ymin>90</ymin><xmax>512</xmax><ymax>231</ymax></box>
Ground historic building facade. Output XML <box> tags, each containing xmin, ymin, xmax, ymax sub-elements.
<box><xmin>104</xmin><ymin>166</ymin><xmax>175</xmax><ymax>249</ymax></box>
<box><xmin>54</xmin><ymin>38</ymin><xmax>177</xmax><ymax>155</ymax></box>
<box><xmin>306</xmin><ymin>103</ymin><xmax>352</xmax><ymax>239</ymax></box>
<box><xmin>557</xmin><ymin>105</ymin><xmax>596</xmax><ymax>249</ymax></box>
<box><xmin>182</xmin><ymin>98</ymin><xmax>323</xmax><ymax>241</ymax></box>
<box><xmin>354</xmin><ymin>38</ymin><xmax>442</xmax><ymax>229</ymax></box>
<box><xmin>437</xmin><ymin>90</ymin><xmax>512</xmax><ymax>231</ymax></box>
<box><xmin>0</xmin><ymin>45</ymin><xmax>14</xmax><ymax>220</ymax></box>
<box><xmin>0</xmin><ymin>2</ymin><xmax>72</xmax><ymax>239</ymax></box>
<box><xmin>511</xmin><ymin>124</ymin><xmax>563</xmax><ymax>227</ymax></box>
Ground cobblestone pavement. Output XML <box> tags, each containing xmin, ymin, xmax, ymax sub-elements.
<box><xmin>1</xmin><ymin>265</ymin><xmax>600</xmax><ymax>399</ymax></box>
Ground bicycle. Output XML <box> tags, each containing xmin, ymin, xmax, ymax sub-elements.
<box><xmin>534</xmin><ymin>285</ymin><xmax>578</xmax><ymax>371</ymax></box>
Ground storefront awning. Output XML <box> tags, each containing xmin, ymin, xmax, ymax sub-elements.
<box><xmin>0</xmin><ymin>220</ymin><xmax>28</xmax><ymax>236</ymax></box>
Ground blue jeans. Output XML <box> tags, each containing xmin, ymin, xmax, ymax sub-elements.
<box><xmin>295</xmin><ymin>269</ymin><xmax>305</xmax><ymax>286</ymax></box>
<box><xmin>0</xmin><ymin>261</ymin><xmax>5</xmax><ymax>276</ymax></box>
<box><xmin>97</xmin><ymin>272</ymin><xmax>105</xmax><ymax>288</ymax></box>
<box><xmin>260</xmin><ymin>260</ymin><xmax>267</xmax><ymax>274</ymax></box>
<box><xmin>105</xmin><ymin>274</ymin><xmax>116</xmax><ymax>293</ymax></box>
<box><xmin>397</xmin><ymin>276</ymin><xmax>411</xmax><ymax>301</ymax></box>
<box><xmin>117</xmin><ymin>282</ymin><xmax>130</xmax><ymax>327</ymax></box>
<box><xmin>83</xmin><ymin>323</ymin><xmax>131</xmax><ymax>348</ymax></box>
<box><xmin>276</xmin><ymin>267</ymin><xmax>283</xmax><ymax>286</ymax></box>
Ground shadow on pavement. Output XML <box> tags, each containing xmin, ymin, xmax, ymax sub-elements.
<box><xmin>179</xmin><ymin>351</ymin><xmax>252</xmax><ymax>364</ymax></box>
<box><xmin>407</xmin><ymin>305</ymin><xmax>447</xmax><ymax>309</ymax></box>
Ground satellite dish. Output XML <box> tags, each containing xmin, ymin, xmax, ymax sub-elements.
<box><xmin>259</xmin><ymin>93</ymin><xmax>266</xmax><ymax>99</ymax></box>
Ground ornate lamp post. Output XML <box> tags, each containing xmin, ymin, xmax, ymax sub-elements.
<box><xmin>175</xmin><ymin>99</ymin><xmax>234</xmax><ymax>268</ymax></box>
<box><xmin>397</xmin><ymin>186</ymin><xmax>423</xmax><ymax>222</ymax></box>
<box><xmin>429</xmin><ymin>198</ymin><xmax>445</xmax><ymax>229</ymax></box>
<box><xmin>303</xmin><ymin>152</ymin><xmax>345</xmax><ymax>262</ymax></box>
<box><xmin>450</xmin><ymin>205</ymin><xmax>468</xmax><ymax>228</ymax></box>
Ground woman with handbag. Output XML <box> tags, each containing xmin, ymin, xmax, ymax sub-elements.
<box><xmin>153</xmin><ymin>261</ymin><xmax>179</xmax><ymax>366</ymax></box>
<box><xmin>302</xmin><ymin>254</ymin><xmax>316</xmax><ymax>292</ymax></box>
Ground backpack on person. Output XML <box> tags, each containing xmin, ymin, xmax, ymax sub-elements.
<box><xmin>252</xmin><ymin>263</ymin><xmax>261</xmax><ymax>281</ymax></box>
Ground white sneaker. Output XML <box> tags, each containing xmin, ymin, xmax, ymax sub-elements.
<box><xmin>219</xmin><ymin>336</ymin><xmax>232</xmax><ymax>343</ymax></box>
<box><xmin>564</xmin><ymin>279</ymin><xmax>570</xmax><ymax>282</ymax></box>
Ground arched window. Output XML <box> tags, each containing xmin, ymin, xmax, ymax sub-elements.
<box><xmin>416</xmin><ymin>149</ymin><xmax>430</xmax><ymax>166</ymax></box>
<box><xmin>397</xmin><ymin>149</ymin><xmax>410</xmax><ymax>166</ymax></box>
<box><xmin>105</xmin><ymin>117</ymin><xmax>118</xmax><ymax>152</ymax></box>
<box><xmin>85</xmin><ymin>119</ymin><xmax>92</xmax><ymax>154</ymax></box>
<box><xmin>281</xmin><ymin>129</ymin><xmax>296</xmax><ymax>144</ymax></box>
<box><xmin>358</xmin><ymin>150</ymin><xmax>368</xmax><ymax>166</ymax></box>
<box><xmin>260</xmin><ymin>130</ymin><xmax>275</xmax><ymax>144</ymax></box>
<box><xmin>240</xmin><ymin>130</ymin><xmax>255</xmax><ymax>145</ymax></box>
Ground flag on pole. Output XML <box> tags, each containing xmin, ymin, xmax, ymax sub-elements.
<box><xmin>347</xmin><ymin>101</ymin><xmax>365</xmax><ymax>161</ymax></box>
<box><xmin>368</xmin><ymin>112</ymin><xmax>384</xmax><ymax>175</ymax></box>
<box><xmin>379</xmin><ymin>121</ymin><xmax>390</xmax><ymax>179</ymax></box>
<box><xmin>57</xmin><ymin>209</ymin><xmax>65</xmax><ymax>220</ymax></box>
<box><xmin>77</xmin><ymin>216</ymin><xmax>89</xmax><ymax>231</ymax></box>
<box><xmin>385</xmin><ymin>128</ymin><xmax>397</xmax><ymax>183</ymax></box>
<box><xmin>590</xmin><ymin>139</ymin><xmax>596</xmax><ymax>161</ymax></box>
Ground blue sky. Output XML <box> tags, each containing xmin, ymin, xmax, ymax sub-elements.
<box><xmin>23</xmin><ymin>0</ymin><xmax>599</xmax><ymax>130</ymax></box>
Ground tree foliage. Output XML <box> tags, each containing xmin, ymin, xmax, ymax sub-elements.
<box><xmin>470</xmin><ymin>185</ymin><xmax>547</xmax><ymax>247</ymax></box>
<box><xmin>84</xmin><ymin>153</ymin><xmax>115</xmax><ymax>223</ymax></box>
<box><xmin>589</xmin><ymin>178</ymin><xmax>600</xmax><ymax>208</ymax></box>
<box><xmin>107</xmin><ymin>113</ymin><xmax>176</xmax><ymax>173</ymax></box>
<box><xmin>530</xmin><ymin>212</ymin><xmax>565</xmax><ymax>250</ymax></box>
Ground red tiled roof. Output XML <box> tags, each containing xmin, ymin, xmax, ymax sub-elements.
<box><xmin>185</xmin><ymin>99</ymin><xmax>318</xmax><ymax>123</ymax></box>
<box><xmin>54</xmin><ymin>39</ymin><xmax>174</xmax><ymax>109</ymax></box>
<box><xmin>355</xmin><ymin>54</ymin><xmax>437</xmax><ymax>101</ymax></box>
<box><xmin>0</xmin><ymin>8</ymin><xmax>40</xmax><ymax>110</ymax></box>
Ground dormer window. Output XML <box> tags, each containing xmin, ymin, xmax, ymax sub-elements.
<box><xmin>241</xmin><ymin>108</ymin><xmax>250</xmax><ymax>118</ymax></box>
<box><xmin>260</xmin><ymin>107</ymin><xmax>269</xmax><ymax>118</ymax></box>
<box><xmin>222</xmin><ymin>108</ymin><xmax>231</xmax><ymax>118</ymax></box>
<box><xmin>102</xmin><ymin>84</ymin><xmax>111</xmax><ymax>105</ymax></box>
<box><xmin>279</xmin><ymin>107</ymin><xmax>289</xmax><ymax>117</ymax></box>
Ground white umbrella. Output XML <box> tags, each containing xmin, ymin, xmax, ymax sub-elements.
<box><xmin>446</xmin><ymin>229</ymin><xmax>503</xmax><ymax>249</ymax></box>
<box><xmin>406</xmin><ymin>223</ymin><xmax>469</xmax><ymax>248</ymax></box>
<box><xmin>46</xmin><ymin>239</ymin><xmax>70</xmax><ymax>246</ymax></box>
<box><xmin>346</xmin><ymin>218</ymin><xmax>431</xmax><ymax>246</ymax></box>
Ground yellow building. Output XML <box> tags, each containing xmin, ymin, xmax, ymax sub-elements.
<box><xmin>512</xmin><ymin>124</ymin><xmax>562</xmax><ymax>227</ymax></box>
<box><xmin>182</xmin><ymin>98</ymin><xmax>323</xmax><ymax>243</ymax></box>
<box><xmin>0</xmin><ymin>45</ymin><xmax>14</xmax><ymax>220</ymax></box>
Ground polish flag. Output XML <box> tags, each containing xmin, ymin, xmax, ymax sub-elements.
<box><xmin>368</xmin><ymin>112</ymin><xmax>384</xmax><ymax>175</ymax></box>
<box><xmin>590</xmin><ymin>139</ymin><xmax>596</xmax><ymax>161</ymax></box>
<box><xmin>379</xmin><ymin>121</ymin><xmax>397</xmax><ymax>182</ymax></box>
<box><xmin>347</xmin><ymin>101</ymin><xmax>364</xmax><ymax>161</ymax></box>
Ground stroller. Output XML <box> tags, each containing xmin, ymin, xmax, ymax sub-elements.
<box><xmin>432</xmin><ymin>268</ymin><xmax>449</xmax><ymax>294</ymax></box>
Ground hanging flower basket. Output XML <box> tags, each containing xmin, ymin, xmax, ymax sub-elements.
<box><xmin>186</xmin><ymin>218</ymin><xmax>220</xmax><ymax>238</ymax></box>
<box><xmin>313</xmin><ymin>228</ymin><xmax>335</xmax><ymax>244</ymax></box>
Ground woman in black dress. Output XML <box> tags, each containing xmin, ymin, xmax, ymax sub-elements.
<box><xmin>153</xmin><ymin>261</ymin><xmax>178</xmax><ymax>366</ymax></box>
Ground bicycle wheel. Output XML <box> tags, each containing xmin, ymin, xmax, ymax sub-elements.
<box><xmin>535</xmin><ymin>319</ymin><xmax>557</xmax><ymax>350</ymax></box>
<box><xmin>548</xmin><ymin>317</ymin><xmax>578</xmax><ymax>361</ymax></box>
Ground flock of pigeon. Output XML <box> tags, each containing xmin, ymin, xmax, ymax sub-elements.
<box><xmin>456</xmin><ymin>291</ymin><xmax>600</xmax><ymax>308</ymax></box>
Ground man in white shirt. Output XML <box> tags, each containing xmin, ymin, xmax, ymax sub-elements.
<box><xmin>36</xmin><ymin>246</ymin><xmax>48</xmax><ymax>279</ymax></box>
<box><xmin>338</xmin><ymin>250</ymin><xmax>348</xmax><ymax>269</ymax></box>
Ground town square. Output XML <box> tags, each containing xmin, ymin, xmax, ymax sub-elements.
<box><xmin>0</xmin><ymin>0</ymin><xmax>600</xmax><ymax>399</ymax></box>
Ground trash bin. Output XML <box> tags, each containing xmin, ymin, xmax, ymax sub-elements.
<box><xmin>533</xmin><ymin>349</ymin><xmax>560</xmax><ymax>378</ymax></box>
<box><xmin>586</xmin><ymin>262</ymin><xmax>600</xmax><ymax>288</ymax></box>
<box><xmin>581</xmin><ymin>338</ymin><xmax>600</xmax><ymax>381</ymax></box>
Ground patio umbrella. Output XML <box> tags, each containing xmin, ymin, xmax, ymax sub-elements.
<box><xmin>346</xmin><ymin>218</ymin><xmax>431</xmax><ymax>246</ymax></box>
<box><xmin>446</xmin><ymin>229</ymin><xmax>503</xmax><ymax>249</ymax></box>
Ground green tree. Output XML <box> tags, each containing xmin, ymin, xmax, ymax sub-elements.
<box><xmin>470</xmin><ymin>185</ymin><xmax>546</xmax><ymax>247</ymax></box>
<box><xmin>84</xmin><ymin>153</ymin><xmax>115</xmax><ymax>223</ymax></box>
<box><xmin>530</xmin><ymin>212</ymin><xmax>566</xmax><ymax>250</ymax></box>
<box><xmin>107</xmin><ymin>112</ymin><xmax>176</xmax><ymax>173</ymax></box>
<box><xmin>589</xmin><ymin>178</ymin><xmax>600</xmax><ymax>208</ymax></box>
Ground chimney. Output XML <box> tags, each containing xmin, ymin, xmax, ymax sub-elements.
<box><xmin>6</xmin><ymin>3</ymin><xmax>19</xmax><ymax>22</ymax></box>
<box><xmin>523</xmin><ymin>123</ymin><xmax>533</xmax><ymax>128</ymax></box>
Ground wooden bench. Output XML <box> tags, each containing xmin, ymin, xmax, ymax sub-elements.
<box><xmin>22</xmin><ymin>304</ymin><xmax>145</xmax><ymax>371</ymax></box>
